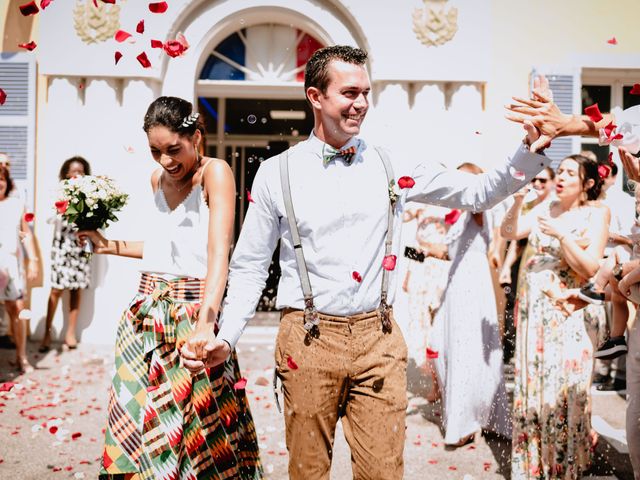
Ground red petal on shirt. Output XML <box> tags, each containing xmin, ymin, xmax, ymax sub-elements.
<box><xmin>136</xmin><ymin>52</ymin><xmax>151</xmax><ymax>68</ymax></box>
<box><xmin>233</xmin><ymin>377</ymin><xmax>247</xmax><ymax>390</ymax></box>
<box><xmin>426</xmin><ymin>347</ymin><xmax>439</xmax><ymax>359</ymax></box>
<box><xmin>148</xmin><ymin>1</ymin><xmax>168</xmax><ymax>13</ymax></box>
<box><xmin>150</xmin><ymin>39</ymin><xmax>163</xmax><ymax>48</ymax></box>
<box><xmin>18</xmin><ymin>41</ymin><xmax>37</xmax><ymax>51</ymax></box>
<box><xmin>352</xmin><ymin>271</ymin><xmax>362</xmax><ymax>283</ymax></box>
<box><xmin>54</xmin><ymin>200</ymin><xmax>68</xmax><ymax>214</ymax></box>
<box><xmin>136</xmin><ymin>20</ymin><xmax>144</xmax><ymax>34</ymax></box>
<box><xmin>114</xmin><ymin>30</ymin><xmax>131</xmax><ymax>43</ymax></box>
<box><xmin>24</xmin><ymin>212</ymin><xmax>35</xmax><ymax>222</ymax></box>
<box><xmin>19</xmin><ymin>1</ymin><xmax>39</xmax><ymax>15</ymax></box>
<box><xmin>382</xmin><ymin>254</ymin><xmax>397</xmax><ymax>271</ymax></box>
<box><xmin>114</xmin><ymin>51</ymin><xmax>123</xmax><ymax>64</ymax></box>
<box><xmin>444</xmin><ymin>209</ymin><xmax>461</xmax><ymax>225</ymax></box>
<box><xmin>397</xmin><ymin>176</ymin><xmax>415</xmax><ymax>189</ymax></box>
<box><xmin>631</xmin><ymin>84</ymin><xmax>640</xmax><ymax>96</ymax></box>
<box><xmin>584</xmin><ymin>103</ymin><xmax>603</xmax><ymax>123</ymax></box>
<box><xmin>40</xmin><ymin>0</ymin><xmax>52</xmax><ymax>9</ymax></box>
<box><xmin>286</xmin><ymin>355</ymin><xmax>299</xmax><ymax>370</ymax></box>
<box><xmin>246</xmin><ymin>189</ymin><xmax>255</xmax><ymax>203</ymax></box>
<box><xmin>0</xmin><ymin>89</ymin><xmax>6</xmax><ymax>105</ymax></box>
<box><xmin>607</xmin><ymin>36</ymin><xmax>618</xmax><ymax>45</ymax></box>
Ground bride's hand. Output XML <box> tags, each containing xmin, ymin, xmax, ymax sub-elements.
<box><xmin>76</xmin><ymin>230</ymin><xmax>109</xmax><ymax>253</ymax></box>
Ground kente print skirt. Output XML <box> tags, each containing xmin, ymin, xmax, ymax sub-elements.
<box><xmin>99</xmin><ymin>273</ymin><xmax>262</xmax><ymax>479</ymax></box>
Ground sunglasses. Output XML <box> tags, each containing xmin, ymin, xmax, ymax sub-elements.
<box><xmin>531</xmin><ymin>177</ymin><xmax>548</xmax><ymax>184</ymax></box>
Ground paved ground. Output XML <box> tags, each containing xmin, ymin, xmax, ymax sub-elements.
<box><xmin>0</xmin><ymin>321</ymin><xmax>635</xmax><ymax>479</ymax></box>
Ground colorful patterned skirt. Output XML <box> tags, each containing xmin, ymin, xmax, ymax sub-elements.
<box><xmin>99</xmin><ymin>273</ymin><xmax>262</xmax><ymax>479</ymax></box>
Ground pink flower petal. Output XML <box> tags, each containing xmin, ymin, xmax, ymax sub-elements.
<box><xmin>19</xmin><ymin>1</ymin><xmax>39</xmax><ymax>15</ymax></box>
<box><xmin>584</xmin><ymin>103</ymin><xmax>603</xmax><ymax>123</ymax></box>
<box><xmin>136</xmin><ymin>52</ymin><xmax>151</xmax><ymax>68</ymax></box>
<box><xmin>114</xmin><ymin>30</ymin><xmax>131</xmax><ymax>43</ymax></box>
<box><xmin>607</xmin><ymin>36</ymin><xmax>618</xmax><ymax>45</ymax></box>
<box><xmin>136</xmin><ymin>20</ymin><xmax>144</xmax><ymax>34</ymax></box>
<box><xmin>148</xmin><ymin>1</ymin><xmax>168</xmax><ymax>13</ymax></box>
<box><xmin>233</xmin><ymin>377</ymin><xmax>247</xmax><ymax>390</ymax></box>
<box><xmin>382</xmin><ymin>254</ymin><xmax>397</xmax><ymax>271</ymax></box>
<box><xmin>397</xmin><ymin>176</ymin><xmax>415</xmax><ymax>189</ymax></box>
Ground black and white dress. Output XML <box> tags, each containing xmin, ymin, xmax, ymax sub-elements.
<box><xmin>50</xmin><ymin>219</ymin><xmax>91</xmax><ymax>290</ymax></box>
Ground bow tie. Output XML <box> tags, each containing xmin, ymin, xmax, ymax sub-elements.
<box><xmin>322</xmin><ymin>144</ymin><xmax>358</xmax><ymax>166</ymax></box>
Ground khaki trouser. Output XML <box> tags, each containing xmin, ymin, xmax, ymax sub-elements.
<box><xmin>275</xmin><ymin>308</ymin><xmax>408</xmax><ymax>480</ymax></box>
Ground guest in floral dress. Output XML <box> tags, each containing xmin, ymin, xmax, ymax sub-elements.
<box><xmin>39</xmin><ymin>157</ymin><xmax>92</xmax><ymax>352</ymax></box>
<box><xmin>502</xmin><ymin>154</ymin><xmax>609</xmax><ymax>478</ymax></box>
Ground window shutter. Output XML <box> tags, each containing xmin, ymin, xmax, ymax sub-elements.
<box><xmin>0</xmin><ymin>53</ymin><xmax>36</xmax><ymax>204</ymax></box>
<box><xmin>531</xmin><ymin>67</ymin><xmax>581</xmax><ymax>168</ymax></box>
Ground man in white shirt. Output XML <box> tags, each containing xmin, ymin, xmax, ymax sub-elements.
<box><xmin>183</xmin><ymin>45</ymin><xmax>556</xmax><ymax>479</ymax></box>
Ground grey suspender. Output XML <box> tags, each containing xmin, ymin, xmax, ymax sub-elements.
<box><xmin>278</xmin><ymin>146</ymin><xmax>395</xmax><ymax>333</ymax></box>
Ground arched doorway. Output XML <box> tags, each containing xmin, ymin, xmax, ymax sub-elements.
<box><xmin>197</xmin><ymin>23</ymin><xmax>323</xmax><ymax>310</ymax></box>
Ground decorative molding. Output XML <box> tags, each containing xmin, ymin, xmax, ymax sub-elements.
<box><xmin>412</xmin><ymin>0</ymin><xmax>458</xmax><ymax>47</ymax></box>
<box><xmin>73</xmin><ymin>0</ymin><xmax>122</xmax><ymax>45</ymax></box>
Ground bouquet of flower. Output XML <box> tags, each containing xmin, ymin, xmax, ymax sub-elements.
<box><xmin>55</xmin><ymin>175</ymin><xmax>128</xmax><ymax>253</ymax></box>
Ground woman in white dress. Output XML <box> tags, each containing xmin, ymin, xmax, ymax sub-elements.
<box><xmin>427</xmin><ymin>162</ymin><xmax>511</xmax><ymax>447</ymax></box>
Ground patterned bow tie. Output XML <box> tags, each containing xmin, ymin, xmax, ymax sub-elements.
<box><xmin>322</xmin><ymin>145</ymin><xmax>358</xmax><ymax>166</ymax></box>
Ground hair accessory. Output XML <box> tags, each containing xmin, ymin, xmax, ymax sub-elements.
<box><xmin>180</xmin><ymin>112</ymin><xmax>200</xmax><ymax>129</ymax></box>
<box><xmin>598</xmin><ymin>163</ymin><xmax>611</xmax><ymax>179</ymax></box>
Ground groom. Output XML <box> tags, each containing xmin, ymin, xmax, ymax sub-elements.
<box><xmin>183</xmin><ymin>45</ymin><xmax>556</xmax><ymax>479</ymax></box>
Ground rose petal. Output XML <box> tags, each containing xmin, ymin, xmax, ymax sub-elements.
<box><xmin>631</xmin><ymin>84</ymin><xmax>640</xmax><ymax>96</ymax></box>
<box><xmin>426</xmin><ymin>347</ymin><xmax>439</xmax><ymax>359</ymax></box>
<box><xmin>176</xmin><ymin>32</ymin><xmax>190</xmax><ymax>49</ymax></box>
<box><xmin>286</xmin><ymin>356</ymin><xmax>299</xmax><ymax>370</ymax></box>
<box><xmin>0</xmin><ymin>382</ymin><xmax>16</xmax><ymax>392</ymax></box>
<box><xmin>427</xmin><ymin>459</ymin><xmax>438</xmax><ymax>465</ymax></box>
<box><xmin>603</xmin><ymin>121</ymin><xmax>617</xmax><ymax>138</ymax></box>
<box><xmin>18</xmin><ymin>41</ymin><xmax>37</xmax><ymax>51</ymax></box>
<box><xmin>382</xmin><ymin>254</ymin><xmax>397</xmax><ymax>271</ymax></box>
<box><xmin>19</xmin><ymin>1</ymin><xmax>39</xmax><ymax>15</ymax></box>
<box><xmin>71</xmin><ymin>432</ymin><xmax>82</xmax><ymax>440</ymax></box>
<box><xmin>114</xmin><ymin>30</ymin><xmax>131</xmax><ymax>43</ymax></box>
<box><xmin>49</xmin><ymin>425</ymin><xmax>58</xmax><ymax>434</ymax></box>
<box><xmin>607</xmin><ymin>36</ymin><xmax>618</xmax><ymax>45</ymax></box>
<box><xmin>150</xmin><ymin>39</ymin><xmax>163</xmax><ymax>48</ymax></box>
<box><xmin>163</xmin><ymin>40</ymin><xmax>187</xmax><ymax>58</ymax></box>
<box><xmin>101</xmin><ymin>0</ymin><xmax>116</xmax><ymax>3</ymax></box>
<box><xmin>584</xmin><ymin>103</ymin><xmax>603</xmax><ymax>123</ymax></box>
<box><xmin>114</xmin><ymin>51</ymin><xmax>122</xmax><ymax>64</ymax></box>
<box><xmin>0</xmin><ymin>89</ymin><xmax>6</xmax><ymax>105</ymax></box>
<box><xmin>24</xmin><ymin>212</ymin><xmax>35</xmax><ymax>222</ymax></box>
<box><xmin>40</xmin><ymin>0</ymin><xmax>52</xmax><ymax>9</ymax></box>
<box><xmin>136</xmin><ymin>20</ymin><xmax>144</xmax><ymax>34</ymax></box>
<box><xmin>148</xmin><ymin>1</ymin><xmax>168</xmax><ymax>13</ymax></box>
<box><xmin>397</xmin><ymin>176</ymin><xmax>415</xmax><ymax>189</ymax></box>
<box><xmin>246</xmin><ymin>189</ymin><xmax>254</xmax><ymax>203</ymax></box>
<box><xmin>444</xmin><ymin>209</ymin><xmax>461</xmax><ymax>225</ymax></box>
<box><xmin>136</xmin><ymin>52</ymin><xmax>151</xmax><ymax>68</ymax></box>
<box><xmin>233</xmin><ymin>377</ymin><xmax>247</xmax><ymax>390</ymax></box>
<box><xmin>352</xmin><ymin>271</ymin><xmax>362</xmax><ymax>283</ymax></box>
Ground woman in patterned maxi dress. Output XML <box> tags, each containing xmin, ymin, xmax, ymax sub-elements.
<box><xmin>502</xmin><ymin>155</ymin><xmax>609</xmax><ymax>479</ymax></box>
<box><xmin>80</xmin><ymin>96</ymin><xmax>262</xmax><ymax>479</ymax></box>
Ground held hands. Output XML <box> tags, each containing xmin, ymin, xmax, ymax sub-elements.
<box><xmin>180</xmin><ymin>303</ymin><xmax>231</xmax><ymax>373</ymax></box>
<box><xmin>76</xmin><ymin>230</ymin><xmax>109</xmax><ymax>254</ymax></box>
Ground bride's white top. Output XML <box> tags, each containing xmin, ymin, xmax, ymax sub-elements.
<box><xmin>140</xmin><ymin>163</ymin><xmax>211</xmax><ymax>279</ymax></box>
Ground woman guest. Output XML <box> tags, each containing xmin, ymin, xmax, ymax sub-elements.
<box><xmin>0</xmin><ymin>164</ymin><xmax>39</xmax><ymax>373</ymax></box>
<box><xmin>502</xmin><ymin>154</ymin><xmax>609</xmax><ymax>478</ymax></box>
<box><xmin>39</xmin><ymin>157</ymin><xmax>92</xmax><ymax>352</ymax></box>
<box><xmin>427</xmin><ymin>162</ymin><xmax>511</xmax><ymax>447</ymax></box>
<box><xmin>80</xmin><ymin>97</ymin><xmax>262</xmax><ymax>479</ymax></box>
